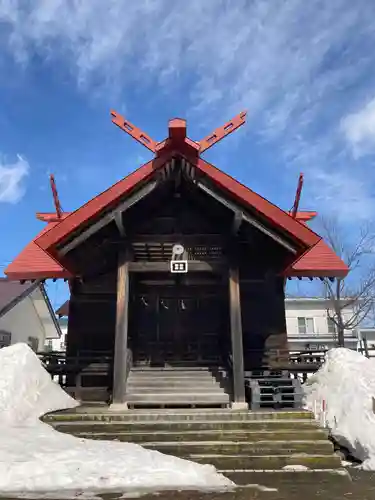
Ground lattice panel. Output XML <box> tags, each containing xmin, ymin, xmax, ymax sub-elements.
<box><xmin>132</xmin><ymin>242</ymin><xmax>174</xmax><ymax>261</ymax></box>
<box><xmin>187</xmin><ymin>245</ymin><xmax>223</xmax><ymax>260</ymax></box>
<box><xmin>132</xmin><ymin>242</ymin><xmax>223</xmax><ymax>261</ymax></box>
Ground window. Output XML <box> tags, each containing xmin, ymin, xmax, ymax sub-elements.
<box><xmin>327</xmin><ymin>317</ymin><xmax>336</xmax><ymax>334</ymax></box>
<box><xmin>46</xmin><ymin>339</ymin><xmax>53</xmax><ymax>352</ymax></box>
<box><xmin>298</xmin><ymin>317</ymin><xmax>315</xmax><ymax>334</ymax></box>
<box><xmin>0</xmin><ymin>330</ymin><xmax>11</xmax><ymax>348</ymax></box>
<box><xmin>27</xmin><ymin>336</ymin><xmax>39</xmax><ymax>352</ymax></box>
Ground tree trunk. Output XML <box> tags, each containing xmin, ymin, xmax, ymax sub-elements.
<box><xmin>335</xmin><ymin>279</ymin><xmax>345</xmax><ymax>347</ymax></box>
<box><xmin>337</xmin><ymin>325</ymin><xmax>345</xmax><ymax>347</ymax></box>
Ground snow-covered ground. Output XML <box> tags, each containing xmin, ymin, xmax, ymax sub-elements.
<box><xmin>0</xmin><ymin>343</ymin><xmax>235</xmax><ymax>498</ymax></box>
<box><xmin>304</xmin><ymin>347</ymin><xmax>375</xmax><ymax>471</ymax></box>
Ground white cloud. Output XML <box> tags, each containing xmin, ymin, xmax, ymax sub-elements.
<box><xmin>307</xmin><ymin>168</ymin><xmax>373</xmax><ymax>221</ymax></box>
<box><xmin>1</xmin><ymin>1</ymin><xmax>375</xmax><ymax>218</ymax></box>
<box><xmin>0</xmin><ymin>155</ymin><xmax>29</xmax><ymax>203</ymax></box>
<box><xmin>341</xmin><ymin>97</ymin><xmax>375</xmax><ymax>157</ymax></box>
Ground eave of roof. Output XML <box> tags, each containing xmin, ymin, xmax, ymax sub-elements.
<box><xmin>196</xmin><ymin>157</ymin><xmax>320</xmax><ymax>248</ymax></box>
<box><xmin>283</xmin><ymin>239</ymin><xmax>349</xmax><ymax>278</ymax></box>
<box><xmin>4</xmin><ymin>223</ymin><xmax>73</xmax><ymax>280</ymax></box>
<box><xmin>4</xmin><ymin>155</ymin><xmax>348</xmax><ymax>280</ymax></box>
<box><xmin>55</xmin><ymin>299</ymin><xmax>69</xmax><ymax>317</ymax></box>
<box><xmin>5</xmin><ymin>238</ymin><xmax>348</xmax><ymax>280</ymax></box>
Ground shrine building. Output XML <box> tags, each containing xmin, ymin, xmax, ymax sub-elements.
<box><xmin>5</xmin><ymin>110</ymin><xmax>348</xmax><ymax>410</ymax></box>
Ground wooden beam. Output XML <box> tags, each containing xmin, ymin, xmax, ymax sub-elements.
<box><xmin>231</xmin><ymin>210</ymin><xmax>243</xmax><ymax>235</ymax></box>
<box><xmin>229</xmin><ymin>265</ymin><xmax>247</xmax><ymax>408</ymax></box>
<box><xmin>137</xmin><ymin>278</ymin><xmax>226</xmax><ymax>286</ymax></box>
<box><xmin>114</xmin><ymin>212</ymin><xmax>126</xmax><ymax>237</ymax></box>
<box><xmin>112</xmin><ymin>250</ymin><xmax>130</xmax><ymax>405</ymax></box>
<box><xmin>111</xmin><ymin>110</ymin><xmax>158</xmax><ymax>153</ymax></box>
<box><xmin>131</xmin><ymin>234</ymin><xmax>223</xmax><ymax>245</ymax></box>
<box><xmin>196</xmin><ymin>181</ymin><xmax>297</xmax><ymax>254</ymax></box>
<box><xmin>199</xmin><ymin>111</ymin><xmax>247</xmax><ymax>154</ymax></box>
<box><xmin>59</xmin><ymin>181</ymin><xmax>158</xmax><ymax>256</ymax></box>
<box><xmin>128</xmin><ymin>261</ymin><xmax>224</xmax><ymax>273</ymax></box>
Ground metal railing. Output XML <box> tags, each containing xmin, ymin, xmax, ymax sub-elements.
<box><xmin>243</xmin><ymin>348</ymin><xmax>326</xmax><ymax>369</ymax></box>
<box><xmin>287</xmin><ymin>330</ymin><xmax>357</xmax><ymax>338</ymax></box>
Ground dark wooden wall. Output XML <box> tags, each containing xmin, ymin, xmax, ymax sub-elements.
<box><xmin>66</xmin><ymin>271</ymin><xmax>117</xmax><ymax>358</ymax></box>
<box><xmin>241</xmin><ymin>277</ymin><xmax>288</xmax><ymax>369</ymax></box>
<box><xmin>65</xmin><ymin>171</ymin><xmax>290</xmax><ymax>372</ymax></box>
<box><xmin>131</xmin><ymin>275</ymin><xmax>229</xmax><ymax>365</ymax></box>
<box><xmin>238</xmin><ymin>226</ymin><xmax>289</xmax><ymax>369</ymax></box>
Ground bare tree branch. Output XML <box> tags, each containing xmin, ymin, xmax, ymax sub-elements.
<box><xmin>317</xmin><ymin>215</ymin><xmax>375</xmax><ymax>346</ymax></box>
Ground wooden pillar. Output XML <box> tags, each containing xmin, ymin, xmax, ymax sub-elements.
<box><xmin>111</xmin><ymin>250</ymin><xmax>130</xmax><ymax>407</ymax></box>
<box><xmin>229</xmin><ymin>265</ymin><xmax>247</xmax><ymax>410</ymax></box>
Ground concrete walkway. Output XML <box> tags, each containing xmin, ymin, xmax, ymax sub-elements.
<box><xmin>3</xmin><ymin>469</ymin><xmax>375</xmax><ymax>500</ymax></box>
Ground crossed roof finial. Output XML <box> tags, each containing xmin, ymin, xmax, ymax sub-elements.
<box><xmin>110</xmin><ymin>110</ymin><xmax>247</xmax><ymax>157</ymax></box>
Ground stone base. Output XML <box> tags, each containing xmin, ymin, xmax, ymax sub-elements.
<box><xmin>230</xmin><ymin>401</ymin><xmax>249</xmax><ymax>411</ymax></box>
<box><xmin>109</xmin><ymin>402</ymin><xmax>129</xmax><ymax>411</ymax></box>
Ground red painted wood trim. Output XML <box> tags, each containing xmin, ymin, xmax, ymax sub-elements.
<box><xmin>5</xmin><ymin>269</ymin><xmax>72</xmax><ymax>280</ymax></box>
<box><xmin>35</xmin><ymin>158</ymin><xmax>158</xmax><ymax>252</ymax></box>
<box><xmin>195</xmin><ymin>158</ymin><xmax>320</xmax><ymax>248</ymax></box>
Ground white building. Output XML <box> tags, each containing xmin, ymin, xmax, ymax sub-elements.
<box><xmin>46</xmin><ymin>316</ymin><xmax>67</xmax><ymax>352</ymax></box>
<box><xmin>0</xmin><ymin>278</ymin><xmax>61</xmax><ymax>352</ymax></box>
<box><xmin>285</xmin><ymin>297</ymin><xmax>374</xmax><ymax>352</ymax></box>
<box><xmin>46</xmin><ymin>300</ymin><xmax>69</xmax><ymax>352</ymax></box>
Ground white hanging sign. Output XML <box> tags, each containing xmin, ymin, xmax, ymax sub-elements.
<box><xmin>170</xmin><ymin>260</ymin><xmax>188</xmax><ymax>273</ymax></box>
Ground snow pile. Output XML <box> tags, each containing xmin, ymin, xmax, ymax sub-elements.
<box><xmin>0</xmin><ymin>342</ymin><xmax>79</xmax><ymax>425</ymax></box>
<box><xmin>304</xmin><ymin>347</ymin><xmax>375</xmax><ymax>470</ymax></box>
<box><xmin>0</xmin><ymin>343</ymin><xmax>235</xmax><ymax>496</ymax></box>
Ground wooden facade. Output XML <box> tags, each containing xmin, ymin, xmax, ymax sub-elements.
<box><xmin>62</xmin><ymin>160</ymin><xmax>293</xmax><ymax>405</ymax></box>
<box><xmin>5</xmin><ymin>112</ymin><xmax>349</xmax><ymax>408</ymax></box>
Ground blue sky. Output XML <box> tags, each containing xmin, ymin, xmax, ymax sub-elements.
<box><xmin>1</xmin><ymin>0</ymin><xmax>375</xmax><ymax>308</ymax></box>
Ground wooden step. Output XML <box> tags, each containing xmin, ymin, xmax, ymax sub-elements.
<box><xmin>49</xmin><ymin>419</ymin><xmax>321</xmax><ymax>434</ymax></box>
<box><xmin>225</xmin><ymin>469</ymin><xmax>350</xmax><ymax>485</ymax></box>
<box><xmin>131</xmin><ymin>366</ymin><xmax>224</xmax><ymax>371</ymax></box>
<box><xmin>126</xmin><ymin>386</ymin><xmax>226</xmax><ymax>394</ymax></box>
<box><xmin>129</xmin><ymin>370</ymin><xmax>222</xmax><ymax>377</ymax></box>
<box><xmin>44</xmin><ymin>409</ymin><xmax>315</xmax><ymax>423</ymax></box>
<box><xmin>66</xmin><ymin>429</ymin><xmax>328</xmax><ymax>443</ymax></box>
<box><xmin>126</xmin><ymin>379</ymin><xmax>221</xmax><ymax>387</ymax></box>
<box><xmin>186</xmin><ymin>453</ymin><xmax>342</xmax><ymax>470</ymax></box>
<box><xmin>126</xmin><ymin>393</ymin><xmax>231</xmax><ymax>405</ymax></box>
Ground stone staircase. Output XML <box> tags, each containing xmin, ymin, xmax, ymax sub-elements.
<box><xmin>125</xmin><ymin>366</ymin><xmax>231</xmax><ymax>408</ymax></box>
<box><xmin>43</xmin><ymin>409</ymin><xmax>348</xmax><ymax>481</ymax></box>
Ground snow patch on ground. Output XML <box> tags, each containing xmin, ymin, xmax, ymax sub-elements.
<box><xmin>282</xmin><ymin>465</ymin><xmax>310</xmax><ymax>471</ymax></box>
<box><xmin>0</xmin><ymin>343</ymin><xmax>235</xmax><ymax>497</ymax></box>
<box><xmin>304</xmin><ymin>347</ymin><xmax>375</xmax><ymax>471</ymax></box>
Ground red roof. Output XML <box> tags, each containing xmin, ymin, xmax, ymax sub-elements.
<box><xmin>35</xmin><ymin>159</ymin><xmax>157</xmax><ymax>256</ymax></box>
<box><xmin>5</xmin><ymin>223</ymin><xmax>73</xmax><ymax>280</ymax></box>
<box><xmin>34</xmin><ymin>154</ymin><xmax>320</xmax><ymax>262</ymax></box>
<box><xmin>55</xmin><ymin>299</ymin><xmax>69</xmax><ymax>317</ymax></box>
<box><xmin>283</xmin><ymin>240</ymin><xmax>348</xmax><ymax>278</ymax></box>
<box><xmin>292</xmin><ymin>211</ymin><xmax>317</xmax><ymax>224</ymax></box>
<box><xmin>4</xmin><ymin>120</ymin><xmax>348</xmax><ymax>280</ymax></box>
